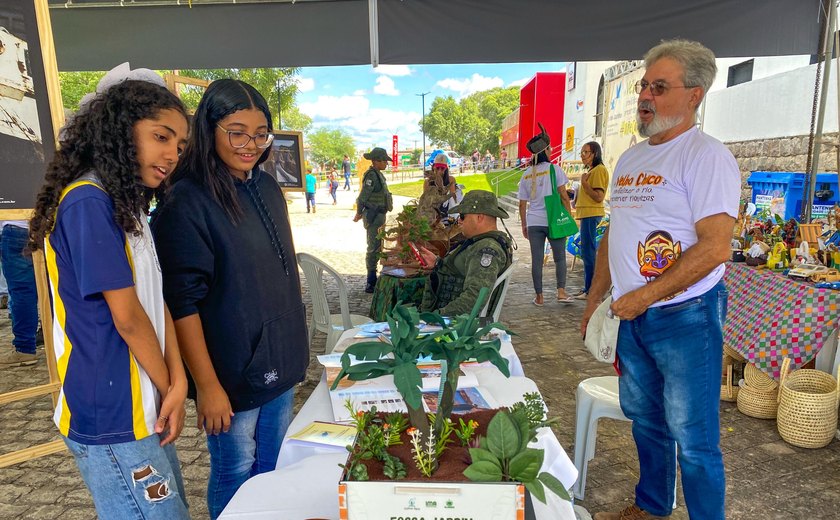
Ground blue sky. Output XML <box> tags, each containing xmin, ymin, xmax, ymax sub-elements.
<box><xmin>295</xmin><ymin>62</ymin><xmax>567</xmax><ymax>151</ymax></box>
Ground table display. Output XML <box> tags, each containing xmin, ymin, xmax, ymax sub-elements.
<box><xmin>218</xmin><ymin>328</ymin><xmax>577</xmax><ymax>520</ymax></box>
<box><xmin>724</xmin><ymin>262</ymin><xmax>840</xmax><ymax>379</ymax></box>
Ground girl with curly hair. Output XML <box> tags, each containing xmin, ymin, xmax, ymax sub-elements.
<box><xmin>30</xmin><ymin>76</ymin><xmax>191</xmax><ymax>519</ymax></box>
<box><xmin>151</xmin><ymin>79</ymin><xmax>309</xmax><ymax>518</ymax></box>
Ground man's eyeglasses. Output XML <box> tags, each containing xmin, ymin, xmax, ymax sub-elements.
<box><xmin>458</xmin><ymin>214</ymin><xmax>467</xmax><ymax>221</ymax></box>
<box><xmin>217</xmin><ymin>124</ymin><xmax>274</xmax><ymax>149</ymax></box>
<box><xmin>634</xmin><ymin>79</ymin><xmax>696</xmax><ymax>97</ymax></box>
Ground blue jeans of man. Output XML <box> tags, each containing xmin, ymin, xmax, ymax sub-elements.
<box><xmin>63</xmin><ymin>433</ymin><xmax>189</xmax><ymax>519</ymax></box>
<box><xmin>579</xmin><ymin>216</ymin><xmax>601</xmax><ymax>294</ymax></box>
<box><xmin>1</xmin><ymin>225</ymin><xmax>38</xmax><ymax>354</ymax></box>
<box><xmin>617</xmin><ymin>281</ymin><xmax>727</xmax><ymax>519</ymax></box>
<box><xmin>205</xmin><ymin>386</ymin><xmax>295</xmax><ymax>519</ymax></box>
<box><xmin>305</xmin><ymin>191</ymin><xmax>316</xmax><ymax>211</ymax></box>
<box><xmin>344</xmin><ymin>173</ymin><xmax>351</xmax><ymax>190</ymax></box>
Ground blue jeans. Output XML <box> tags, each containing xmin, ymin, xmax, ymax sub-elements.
<box><xmin>63</xmin><ymin>434</ymin><xmax>189</xmax><ymax>519</ymax></box>
<box><xmin>1</xmin><ymin>225</ymin><xmax>38</xmax><ymax>354</ymax></box>
<box><xmin>344</xmin><ymin>173</ymin><xmax>351</xmax><ymax>189</ymax></box>
<box><xmin>305</xmin><ymin>192</ymin><xmax>316</xmax><ymax>211</ymax></box>
<box><xmin>205</xmin><ymin>387</ymin><xmax>295</xmax><ymax>519</ymax></box>
<box><xmin>617</xmin><ymin>282</ymin><xmax>728</xmax><ymax>519</ymax></box>
<box><xmin>526</xmin><ymin>226</ymin><xmax>567</xmax><ymax>293</ymax></box>
<box><xmin>579</xmin><ymin>216</ymin><xmax>602</xmax><ymax>294</ymax></box>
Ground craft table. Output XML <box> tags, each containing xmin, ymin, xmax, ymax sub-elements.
<box><xmin>724</xmin><ymin>262</ymin><xmax>840</xmax><ymax>379</ymax></box>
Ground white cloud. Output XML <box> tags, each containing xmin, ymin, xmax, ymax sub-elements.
<box><xmin>373</xmin><ymin>65</ymin><xmax>413</xmax><ymax>77</ymax></box>
<box><xmin>301</xmin><ymin>95</ymin><xmax>421</xmax><ymax>148</ymax></box>
<box><xmin>508</xmin><ymin>76</ymin><xmax>530</xmax><ymax>88</ymax></box>
<box><xmin>299</xmin><ymin>95</ymin><xmax>370</xmax><ymax>120</ymax></box>
<box><xmin>436</xmin><ymin>73</ymin><xmax>504</xmax><ymax>98</ymax></box>
<box><xmin>352</xmin><ymin>89</ymin><xmax>367</xmax><ymax>96</ymax></box>
<box><xmin>295</xmin><ymin>76</ymin><xmax>315</xmax><ymax>92</ymax></box>
<box><xmin>373</xmin><ymin>76</ymin><xmax>399</xmax><ymax>96</ymax></box>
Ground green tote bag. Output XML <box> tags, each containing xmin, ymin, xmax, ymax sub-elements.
<box><xmin>544</xmin><ymin>165</ymin><xmax>578</xmax><ymax>239</ymax></box>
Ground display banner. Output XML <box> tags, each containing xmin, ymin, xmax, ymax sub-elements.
<box><xmin>601</xmin><ymin>63</ymin><xmax>644</xmax><ymax>176</ymax></box>
<box><xmin>391</xmin><ymin>134</ymin><xmax>398</xmax><ymax>170</ymax></box>
<box><xmin>0</xmin><ymin>0</ymin><xmax>61</xmax><ymax>214</ymax></box>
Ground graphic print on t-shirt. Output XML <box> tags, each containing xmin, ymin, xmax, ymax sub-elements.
<box><xmin>637</xmin><ymin>230</ymin><xmax>681</xmax><ymax>281</ymax></box>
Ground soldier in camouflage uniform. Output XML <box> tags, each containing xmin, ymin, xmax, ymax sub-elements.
<box><xmin>353</xmin><ymin>147</ymin><xmax>394</xmax><ymax>293</ymax></box>
<box><xmin>418</xmin><ymin>190</ymin><xmax>513</xmax><ymax>316</ymax></box>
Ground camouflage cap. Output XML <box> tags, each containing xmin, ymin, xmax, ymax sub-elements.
<box><xmin>363</xmin><ymin>147</ymin><xmax>392</xmax><ymax>162</ymax></box>
<box><xmin>449</xmin><ymin>189</ymin><xmax>509</xmax><ymax>219</ymax></box>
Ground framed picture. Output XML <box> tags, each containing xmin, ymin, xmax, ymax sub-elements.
<box><xmin>264</xmin><ymin>130</ymin><xmax>305</xmax><ymax>191</ymax></box>
<box><xmin>0</xmin><ymin>0</ymin><xmax>62</xmax><ymax>216</ymax></box>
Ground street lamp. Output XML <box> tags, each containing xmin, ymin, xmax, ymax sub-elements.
<box><xmin>416</xmin><ymin>91</ymin><xmax>430</xmax><ymax>170</ymax></box>
<box><xmin>275</xmin><ymin>79</ymin><xmax>283</xmax><ymax>131</ymax></box>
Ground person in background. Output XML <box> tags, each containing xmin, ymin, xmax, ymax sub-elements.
<box><xmin>483</xmin><ymin>149</ymin><xmax>493</xmax><ymax>173</ymax></box>
<box><xmin>328</xmin><ymin>169</ymin><xmax>339</xmax><ymax>205</ymax></box>
<box><xmin>573</xmin><ymin>141</ymin><xmax>609</xmax><ymax>299</ymax></box>
<box><xmin>582</xmin><ymin>40</ymin><xmax>739</xmax><ymax>520</ymax></box>
<box><xmin>353</xmin><ymin>147</ymin><xmax>393</xmax><ymax>293</ymax></box>
<box><xmin>28</xmin><ymin>70</ymin><xmax>190</xmax><ymax>518</ymax></box>
<box><xmin>500</xmin><ymin>149</ymin><xmax>508</xmax><ymax>168</ymax></box>
<box><xmin>518</xmin><ymin>125</ymin><xmax>573</xmax><ymax>306</ymax></box>
<box><xmin>0</xmin><ymin>220</ymin><xmax>39</xmax><ymax>367</ymax></box>
<box><xmin>418</xmin><ymin>153</ymin><xmax>457</xmax><ymax>224</ymax></box>
<box><xmin>152</xmin><ymin>79</ymin><xmax>309</xmax><ymax>519</ymax></box>
<box><xmin>305</xmin><ymin>168</ymin><xmax>317</xmax><ymax>213</ymax></box>
<box><xmin>342</xmin><ymin>154</ymin><xmax>353</xmax><ymax>190</ymax></box>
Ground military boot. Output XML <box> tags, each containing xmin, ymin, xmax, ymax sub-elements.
<box><xmin>365</xmin><ymin>271</ymin><xmax>377</xmax><ymax>293</ymax></box>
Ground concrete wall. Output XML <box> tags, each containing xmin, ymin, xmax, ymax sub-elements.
<box><xmin>725</xmin><ymin>133</ymin><xmax>840</xmax><ymax>198</ymax></box>
<box><xmin>704</xmin><ymin>63</ymin><xmax>838</xmax><ymax>143</ymax></box>
<box><xmin>562</xmin><ymin>61</ymin><xmax>614</xmax><ymax>161</ymax></box>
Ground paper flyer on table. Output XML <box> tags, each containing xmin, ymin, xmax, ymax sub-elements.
<box><xmin>330</xmin><ymin>385</ymin><xmax>496</xmax><ymax>422</ymax></box>
<box><xmin>286</xmin><ymin>421</ymin><xmax>358</xmax><ymax>448</ymax></box>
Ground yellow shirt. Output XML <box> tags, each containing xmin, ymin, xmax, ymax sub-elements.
<box><xmin>575</xmin><ymin>163</ymin><xmax>609</xmax><ymax>219</ymax></box>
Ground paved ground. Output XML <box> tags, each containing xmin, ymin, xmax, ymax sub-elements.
<box><xmin>2</xmin><ymin>183</ymin><xmax>839</xmax><ymax>519</ymax></box>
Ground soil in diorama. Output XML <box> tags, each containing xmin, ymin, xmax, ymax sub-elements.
<box><xmin>359</xmin><ymin>409</ymin><xmax>499</xmax><ymax>482</ymax></box>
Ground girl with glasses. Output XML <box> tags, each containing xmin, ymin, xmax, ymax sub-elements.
<box><xmin>152</xmin><ymin>79</ymin><xmax>309</xmax><ymax>519</ymax></box>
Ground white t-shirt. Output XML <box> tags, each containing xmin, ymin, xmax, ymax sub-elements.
<box><xmin>517</xmin><ymin>161</ymin><xmax>569</xmax><ymax>228</ymax></box>
<box><xmin>608</xmin><ymin>127</ymin><xmax>740</xmax><ymax>306</ymax></box>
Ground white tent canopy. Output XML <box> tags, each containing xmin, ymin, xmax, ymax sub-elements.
<box><xmin>49</xmin><ymin>0</ymin><xmax>823</xmax><ymax>71</ymax></box>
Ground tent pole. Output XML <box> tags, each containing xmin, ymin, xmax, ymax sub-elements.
<box><xmin>808</xmin><ymin>0</ymin><xmax>837</xmax><ymax>222</ymax></box>
<box><xmin>368</xmin><ymin>0</ymin><xmax>379</xmax><ymax>67</ymax></box>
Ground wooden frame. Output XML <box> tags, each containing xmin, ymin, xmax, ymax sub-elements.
<box><xmin>265</xmin><ymin>130</ymin><xmax>305</xmax><ymax>191</ymax></box>
<box><xmin>0</xmin><ymin>0</ymin><xmax>65</xmax><ymax>468</ymax></box>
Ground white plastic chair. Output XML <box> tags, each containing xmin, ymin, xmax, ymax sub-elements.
<box><xmin>573</xmin><ymin>376</ymin><xmax>676</xmax><ymax>507</ymax></box>
<box><xmin>480</xmin><ymin>260</ymin><xmax>516</xmax><ymax>322</ymax></box>
<box><xmin>296</xmin><ymin>252</ymin><xmax>373</xmax><ymax>353</ymax></box>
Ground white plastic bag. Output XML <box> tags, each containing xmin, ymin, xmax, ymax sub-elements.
<box><xmin>584</xmin><ymin>295</ymin><xmax>620</xmax><ymax>363</ymax></box>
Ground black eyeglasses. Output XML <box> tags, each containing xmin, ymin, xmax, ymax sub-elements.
<box><xmin>217</xmin><ymin>124</ymin><xmax>274</xmax><ymax>149</ymax></box>
<box><xmin>634</xmin><ymin>79</ymin><xmax>696</xmax><ymax>97</ymax></box>
<box><xmin>458</xmin><ymin>214</ymin><xmax>467</xmax><ymax>221</ymax></box>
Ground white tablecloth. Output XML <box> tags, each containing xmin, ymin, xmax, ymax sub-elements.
<box><xmin>219</xmin><ymin>328</ymin><xmax>578</xmax><ymax>520</ymax></box>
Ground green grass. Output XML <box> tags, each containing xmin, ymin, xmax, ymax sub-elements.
<box><xmin>388</xmin><ymin>170</ymin><xmax>523</xmax><ymax>199</ymax></box>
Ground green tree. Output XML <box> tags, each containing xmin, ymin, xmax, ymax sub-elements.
<box><xmin>422</xmin><ymin>87</ymin><xmax>520</xmax><ymax>156</ymax></box>
<box><xmin>171</xmin><ymin>68</ymin><xmax>300</xmax><ymax>129</ymax></box>
<box><xmin>282</xmin><ymin>105</ymin><xmax>313</xmax><ymax>134</ymax></box>
<box><xmin>307</xmin><ymin>127</ymin><xmax>356</xmax><ymax>168</ymax></box>
<box><xmin>58</xmin><ymin>71</ymin><xmax>106</xmax><ymax>111</ymax></box>
<box><xmin>410</xmin><ymin>148</ymin><xmax>421</xmax><ymax>164</ymax></box>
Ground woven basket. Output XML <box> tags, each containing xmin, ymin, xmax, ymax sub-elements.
<box><xmin>744</xmin><ymin>363</ymin><xmax>778</xmax><ymax>391</ymax></box>
<box><xmin>720</xmin><ymin>362</ymin><xmax>740</xmax><ymax>402</ymax></box>
<box><xmin>723</xmin><ymin>344</ymin><xmax>745</xmax><ymax>362</ymax></box>
<box><xmin>737</xmin><ymin>379</ymin><xmax>779</xmax><ymax>419</ymax></box>
<box><xmin>776</xmin><ymin>357</ymin><xmax>840</xmax><ymax>449</ymax></box>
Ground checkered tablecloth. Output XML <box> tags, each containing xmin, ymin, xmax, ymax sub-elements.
<box><xmin>724</xmin><ymin>262</ymin><xmax>840</xmax><ymax>379</ymax></box>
